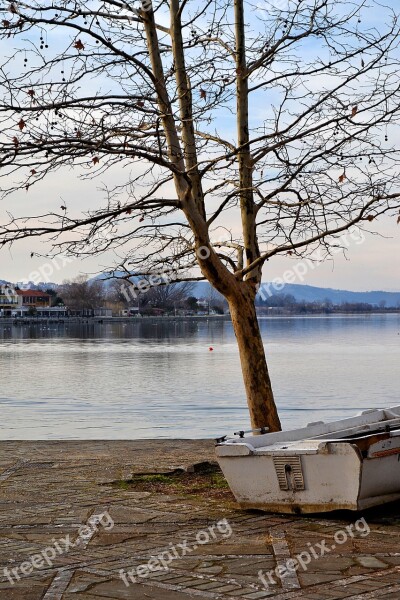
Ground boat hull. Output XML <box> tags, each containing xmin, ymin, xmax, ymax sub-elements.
<box><xmin>216</xmin><ymin>407</ymin><xmax>400</xmax><ymax>513</ymax></box>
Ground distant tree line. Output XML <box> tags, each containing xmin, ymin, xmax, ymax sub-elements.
<box><xmin>56</xmin><ymin>277</ymin><xmax>227</xmax><ymax>315</ymax></box>
<box><xmin>256</xmin><ymin>294</ymin><xmax>399</xmax><ymax>314</ymax></box>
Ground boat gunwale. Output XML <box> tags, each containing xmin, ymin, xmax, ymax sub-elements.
<box><xmin>215</xmin><ymin>407</ymin><xmax>400</xmax><ymax>454</ymax></box>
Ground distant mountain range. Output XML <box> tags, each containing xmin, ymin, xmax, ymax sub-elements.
<box><xmin>2</xmin><ymin>278</ymin><xmax>399</xmax><ymax>307</ymax></box>
<box><xmin>256</xmin><ymin>283</ymin><xmax>400</xmax><ymax>307</ymax></box>
<box><xmin>190</xmin><ymin>281</ymin><xmax>400</xmax><ymax>307</ymax></box>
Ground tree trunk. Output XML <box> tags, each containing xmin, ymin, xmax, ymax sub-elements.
<box><xmin>228</xmin><ymin>289</ymin><xmax>282</xmax><ymax>433</ymax></box>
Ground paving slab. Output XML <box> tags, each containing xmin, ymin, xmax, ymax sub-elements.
<box><xmin>0</xmin><ymin>440</ymin><xmax>400</xmax><ymax>599</ymax></box>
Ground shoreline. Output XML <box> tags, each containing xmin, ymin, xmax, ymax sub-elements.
<box><xmin>0</xmin><ymin>311</ymin><xmax>399</xmax><ymax>327</ymax></box>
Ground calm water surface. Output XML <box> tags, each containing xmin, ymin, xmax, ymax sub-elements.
<box><xmin>0</xmin><ymin>315</ymin><xmax>399</xmax><ymax>439</ymax></box>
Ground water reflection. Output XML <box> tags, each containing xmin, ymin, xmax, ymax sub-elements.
<box><xmin>0</xmin><ymin>315</ymin><xmax>399</xmax><ymax>439</ymax></box>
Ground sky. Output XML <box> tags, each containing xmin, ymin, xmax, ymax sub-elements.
<box><xmin>1</xmin><ymin>164</ymin><xmax>398</xmax><ymax>291</ymax></box>
<box><xmin>0</xmin><ymin>0</ymin><xmax>399</xmax><ymax>292</ymax></box>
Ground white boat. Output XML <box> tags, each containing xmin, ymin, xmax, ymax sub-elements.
<box><xmin>215</xmin><ymin>406</ymin><xmax>400</xmax><ymax>514</ymax></box>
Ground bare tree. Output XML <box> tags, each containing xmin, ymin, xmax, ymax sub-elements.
<box><xmin>142</xmin><ymin>280</ymin><xmax>194</xmax><ymax>310</ymax></box>
<box><xmin>112</xmin><ymin>277</ymin><xmax>194</xmax><ymax>310</ymax></box>
<box><xmin>1</xmin><ymin>0</ymin><xmax>400</xmax><ymax>431</ymax></box>
<box><xmin>207</xmin><ymin>285</ymin><xmax>225</xmax><ymax>310</ymax></box>
<box><xmin>60</xmin><ymin>276</ymin><xmax>105</xmax><ymax>311</ymax></box>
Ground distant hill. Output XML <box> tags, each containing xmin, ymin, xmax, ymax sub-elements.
<box><xmin>257</xmin><ymin>283</ymin><xmax>400</xmax><ymax>307</ymax></box>
<box><xmin>0</xmin><ymin>280</ymin><xmax>58</xmax><ymax>290</ymax></box>
<box><xmin>2</xmin><ymin>275</ymin><xmax>399</xmax><ymax>307</ymax></box>
<box><xmin>93</xmin><ymin>271</ymin><xmax>400</xmax><ymax>306</ymax></box>
<box><xmin>190</xmin><ymin>281</ymin><xmax>400</xmax><ymax>307</ymax></box>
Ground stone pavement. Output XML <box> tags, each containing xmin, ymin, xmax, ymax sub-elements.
<box><xmin>0</xmin><ymin>440</ymin><xmax>399</xmax><ymax>600</ymax></box>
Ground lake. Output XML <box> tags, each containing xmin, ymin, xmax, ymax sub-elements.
<box><xmin>0</xmin><ymin>314</ymin><xmax>399</xmax><ymax>440</ymax></box>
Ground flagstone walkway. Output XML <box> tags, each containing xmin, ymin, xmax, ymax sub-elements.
<box><xmin>0</xmin><ymin>441</ymin><xmax>399</xmax><ymax>599</ymax></box>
